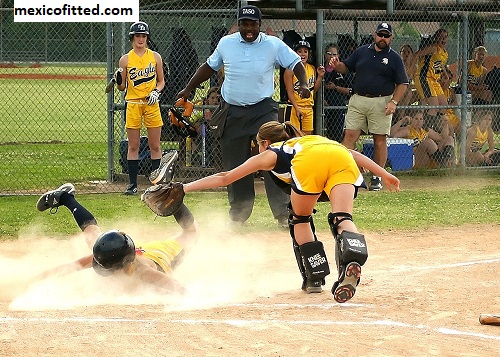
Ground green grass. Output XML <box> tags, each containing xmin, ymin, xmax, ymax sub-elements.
<box><xmin>0</xmin><ymin>78</ymin><xmax>107</xmax><ymax>143</ymax></box>
<box><xmin>1</xmin><ymin>64</ymin><xmax>499</xmax><ymax>195</ymax></box>
<box><xmin>1</xmin><ymin>173</ymin><xmax>499</xmax><ymax>240</ymax></box>
<box><xmin>0</xmin><ymin>143</ymin><xmax>109</xmax><ymax>191</ymax></box>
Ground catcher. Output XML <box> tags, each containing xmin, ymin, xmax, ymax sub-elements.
<box><xmin>33</xmin><ymin>182</ymin><xmax>198</xmax><ymax>293</ymax></box>
<box><xmin>143</xmin><ymin>122</ymin><xmax>400</xmax><ymax>303</ymax></box>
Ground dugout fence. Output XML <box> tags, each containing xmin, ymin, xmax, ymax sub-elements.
<box><xmin>0</xmin><ymin>0</ymin><xmax>499</xmax><ymax>194</ymax></box>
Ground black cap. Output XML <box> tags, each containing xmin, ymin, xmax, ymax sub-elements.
<box><xmin>293</xmin><ymin>40</ymin><xmax>311</xmax><ymax>51</ymax></box>
<box><xmin>376</xmin><ymin>22</ymin><xmax>392</xmax><ymax>35</ymax></box>
<box><xmin>237</xmin><ymin>5</ymin><xmax>261</xmax><ymax>21</ymax></box>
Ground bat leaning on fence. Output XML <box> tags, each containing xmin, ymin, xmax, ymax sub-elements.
<box><xmin>479</xmin><ymin>313</ymin><xmax>500</xmax><ymax>326</ymax></box>
<box><xmin>105</xmin><ymin>67</ymin><xmax>123</xmax><ymax>93</ymax></box>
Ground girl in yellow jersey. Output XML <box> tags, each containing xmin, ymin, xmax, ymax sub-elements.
<box><xmin>284</xmin><ymin>40</ymin><xmax>325</xmax><ymax>135</ymax></box>
<box><xmin>465</xmin><ymin>46</ymin><xmax>493</xmax><ymax>105</ymax></box>
<box><xmin>115</xmin><ymin>21</ymin><xmax>166</xmax><ymax>195</ymax></box>
<box><xmin>183</xmin><ymin>121</ymin><xmax>400</xmax><ymax>303</ymax></box>
<box><xmin>438</xmin><ymin>66</ymin><xmax>461</xmax><ymax>136</ymax></box>
<box><xmin>413</xmin><ymin>29</ymin><xmax>449</xmax><ymax>132</ymax></box>
<box><xmin>466</xmin><ymin>110</ymin><xmax>498</xmax><ymax>166</ymax></box>
<box><xmin>34</xmin><ymin>182</ymin><xmax>198</xmax><ymax>293</ymax></box>
<box><xmin>391</xmin><ymin>110</ymin><xmax>454</xmax><ymax>168</ymax></box>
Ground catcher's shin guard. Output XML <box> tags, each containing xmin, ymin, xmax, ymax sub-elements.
<box><xmin>289</xmin><ymin>205</ymin><xmax>329</xmax><ymax>293</ymax></box>
<box><xmin>328</xmin><ymin>212</ymin><xmax>368</xmax><ymax>303</ymax></box>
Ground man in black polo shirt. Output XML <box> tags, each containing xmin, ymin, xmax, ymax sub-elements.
<box><xmin>330</xmin><ymin>22</ymin><xmax>408</xmax><ymax>191</ymax></box>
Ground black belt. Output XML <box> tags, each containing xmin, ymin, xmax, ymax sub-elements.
<box><xmin>355</xmin><ymin>93</ymin><xmax>387</xmax><ymax>98</ymax></box>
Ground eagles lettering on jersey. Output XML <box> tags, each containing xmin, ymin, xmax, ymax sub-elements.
<box><xmin>432</xmin><ymin>60</ymin><xmax>443</xmax><ymax>75</ymax></box>
<box><xmin>129</xmin><ymin>63</ymin><xmax>156</xmax><ymax>87</ymax></box>
<box><xmin>467</xmin><ymin>73</ymin><xmax>478</xmax><ymax>84</ymax></box>
<box><xmin>290</xmin><ymin>62</ymin><xmax>316</xmax><ymax>107</ymax></box>
<box><xmin>470</xmin><ymin>126</ymin><xmax>488</xmax><ymax>152</ymax></box>
<box><xmin>293</xmin><ymin>76</ymin><xmax>314</xmax><ymax>91</ymax></box>
<box><xmin>408</xmin><ymin>126</ymin><xmax>428</xmax><ymax>148</ymax></box>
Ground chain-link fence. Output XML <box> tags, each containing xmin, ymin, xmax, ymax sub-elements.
<box><xmin>1</xmin><ymin>0</ymin><xmax>499</xmax><ymax>194</ymax></box>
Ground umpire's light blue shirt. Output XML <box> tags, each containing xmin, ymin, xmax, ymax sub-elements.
<box><xmin>207</xmin><ymin>32</ymin><xmax>301</xmax><ymax>106</ymax></box>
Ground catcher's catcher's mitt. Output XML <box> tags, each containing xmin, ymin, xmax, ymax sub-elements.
<box><xmin>141</xmin><ymin>182</ymin><xmax>185</xmax><ymax>216</ymax></box>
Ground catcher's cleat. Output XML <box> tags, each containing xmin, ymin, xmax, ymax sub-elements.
<box><xmin>124</xmin><ymin>184</ymin><xmax>138</xmax><ymax>196</ymax></box>
<box><xmin>36</xmin><ymin>183</ymin><xmax>75</xmax><ymax>213</ymax></box>
<box><xmin>149</xmin><ymin>150</ymin><xmax>178</xmax><ymax>185</ymax></box>
<box><xmin>303</xmin><ymin>279</ymin><xmax>323</xmax><ymax>294</ymax></box>
<box><xmin>332</xmin><ymin>262</ymin><xmax>361</xmax><ymax>303</ymax></box>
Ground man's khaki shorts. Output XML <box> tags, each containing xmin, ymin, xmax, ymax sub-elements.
<box><xmin>345</xmin><ymin>94</ymin><xmax>392</xmax><ymax>135</ymax></box>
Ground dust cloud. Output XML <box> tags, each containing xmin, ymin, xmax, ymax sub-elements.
<box><xmin>1</xmin><ymin>212</ymin><xmax>297</xmax><ymax>312</ymax></box>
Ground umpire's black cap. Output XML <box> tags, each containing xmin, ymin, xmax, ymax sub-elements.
<box><xmin>238</xmin><ymin>5</ymin><xmax>261</xmax><ymax>21</ymax></box>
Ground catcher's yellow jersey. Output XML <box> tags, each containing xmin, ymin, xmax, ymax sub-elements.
<box><xmin>467</xmin><ymin>60</ymin><xmax>487</xmax><ymax>85</ymax></box>
<box><xmin>408</xmin><ymin>126</ymin><xmax>428</xmax><ymax>148</ymax></box>
<box><xmin>417</xmin><ymin>46</ymin><xmax>448</xmax><ymax>81</ymax></box>
<box><xmin>470</xmin><ymin>126</ymin><xmax>488</xmax><ymax>152</ymax></box>
<box><xmin>267</xmin><ymin>135</ymin><xmax>363</xmax><ymax>197</ymax></box>
<box><xmin>290</xmin><ymin>62</ymin><xmax>316</xmax><ymax>108</ymax></box>
<box><xmin>135</xmin><ymin>239</ymin><xmax>184</xmax><ymax>273</ymax></box>
<box><xmin>125</xmin><ymin>48</ymin><xmax>157</xmax><ymax>101</ymax></box>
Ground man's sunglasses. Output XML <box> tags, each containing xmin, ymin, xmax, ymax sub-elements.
<box><xmin>376</xmin><ymin>32</ymin><xmax>392</xmax><ymax>38</ymax></box>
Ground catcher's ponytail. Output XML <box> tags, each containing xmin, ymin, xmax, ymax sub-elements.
<box><xmin>257</xmin><ymin>121</ymin><xmax>304</xmax><ymax>144</ymax></box>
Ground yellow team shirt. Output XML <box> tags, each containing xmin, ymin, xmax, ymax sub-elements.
<box><xmin>125</xmin><ymin>48</ymin><xmax>157</xmax><ymax>101</ymax></box>
<box><xmin>443</xmin><ymin>87</ymin><xmax>460</xmax><ymax>127</ymax></box>
<box><xmin>290</xmin><ymin>62</ymin><xmax>316</xmax><ymax>108</ymax></box>
<box><xmin>470</xmin><ymin>126</ymin><xmax>488</xmax><ymax>152</ymax></box>
<box><xmin>135</xmin><ymin>239</ymin><xmax>184</xmax><ymax>273</ymax></box>
<box><xmin>408</xmin><ymin>126</ymin><xmax>428</xmax><ymax>148</ymax></box>
<box><xmin>467</xmin><ymin>60</ymin><xmax>487</xmax><ymax>85</ymax></box>
<box><xmin>417</xmin><ymin>46</ymin><xmax>448</xmax><ymax>82</ymax></box>
<box><xmin>267</xmin><ymin>135</ymin><xmax>364</xmax><ymax>197</ymax></box>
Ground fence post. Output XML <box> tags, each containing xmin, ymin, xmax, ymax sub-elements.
<box><xmin>315</xmin><ymin>9</ymin><xmax>324</xmax><ymax>136</ymax></box>
<box><xmin>459</xmin><ymin>14</ymin><xmax>469</xmax><ymax>168</ymax></box>
<box><xmin>106</xmin><ymin>22</ymin><xmax>115</xmax><ymax>182</ymax></box>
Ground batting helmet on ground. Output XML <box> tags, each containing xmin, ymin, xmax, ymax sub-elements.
<box><xmin>92</xmin><ymin>230</ymin><xmax>136</xmax><ymax>276</ymax></box>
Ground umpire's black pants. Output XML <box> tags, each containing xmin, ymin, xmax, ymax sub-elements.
<box><xmin>220</xmin><ymin>99</ymin><xmax>289</xmax><ymax>223</ymax></box>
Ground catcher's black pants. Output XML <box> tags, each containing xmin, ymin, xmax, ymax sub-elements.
<box><xmin>220</xmin><ymin>99</ymin><xmax>289</xmax><ymax>223</ymax></box>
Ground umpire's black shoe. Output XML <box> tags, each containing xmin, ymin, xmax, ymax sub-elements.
<box><xmin>36</xmin><ymin>183</ymin><xmax>75</xmax><ymax>213</ymax></box>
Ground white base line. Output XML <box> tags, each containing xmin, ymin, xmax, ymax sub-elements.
<box><xmin>395</xmin><ymin>257</ymin><xmax>500</xmax><ymax>272</ymax></box>
<box><xmin>1</xmin><ymin>315</ymin><xmax>499</xmax><ymax>342</ymax></box>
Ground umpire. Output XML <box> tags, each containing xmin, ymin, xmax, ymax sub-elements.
<box><xmin>178</xmin><ymin>5</ymin><xmax>310</xmax><ymax>226</ymax></box>
<box><xmin>331</xmin><ymin>22</ymin><xmax>408</xmax><ymax>191</ymax></box>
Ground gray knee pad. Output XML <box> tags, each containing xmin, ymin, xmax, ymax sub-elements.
<box><xmin>299</xmin><ymin>240</ymin><xmax>330</xmax><ymax>281</ymax></box>
<box><xmin>335</xmin><ymin>231</ymin><xmax>368</xmax><ymax>269</ymax></box>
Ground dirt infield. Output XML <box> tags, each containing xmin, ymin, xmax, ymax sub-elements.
<box><xmin>1</xmin><ymin>223</ymin><xmax>499</xmax><ymax>356</ymax></box>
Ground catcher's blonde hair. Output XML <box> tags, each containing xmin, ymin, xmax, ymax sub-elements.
<box><xmin>256</xmin><ymin>121</ymin><xmax>303</xmax><ymax>144</ymax></box>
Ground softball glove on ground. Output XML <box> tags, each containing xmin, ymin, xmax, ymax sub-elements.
<box><xmin>141</xmin><ymin>182</ymin><xmax>185</xmax><ymax>216</ymax></box>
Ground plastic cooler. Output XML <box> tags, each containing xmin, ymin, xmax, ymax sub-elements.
<box><xmin>362</xmin><ymin>138</ymin><xmax>414</xmax><ymax>171</ymax></box>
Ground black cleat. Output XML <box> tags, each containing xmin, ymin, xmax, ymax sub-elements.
<box><xmin>123</xmin><ymin>184</ymin><xmax>138</xmax><ymax>196</ymax></box>
<box><xmin>149</xmin><ymin>150</ymin><xmax>178</xmax><ymax>185</ymax></box>
<box><xmin>36</xmin><ymin>183</ymin><xmax>75</xmax><ymax>213</ymax></box>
